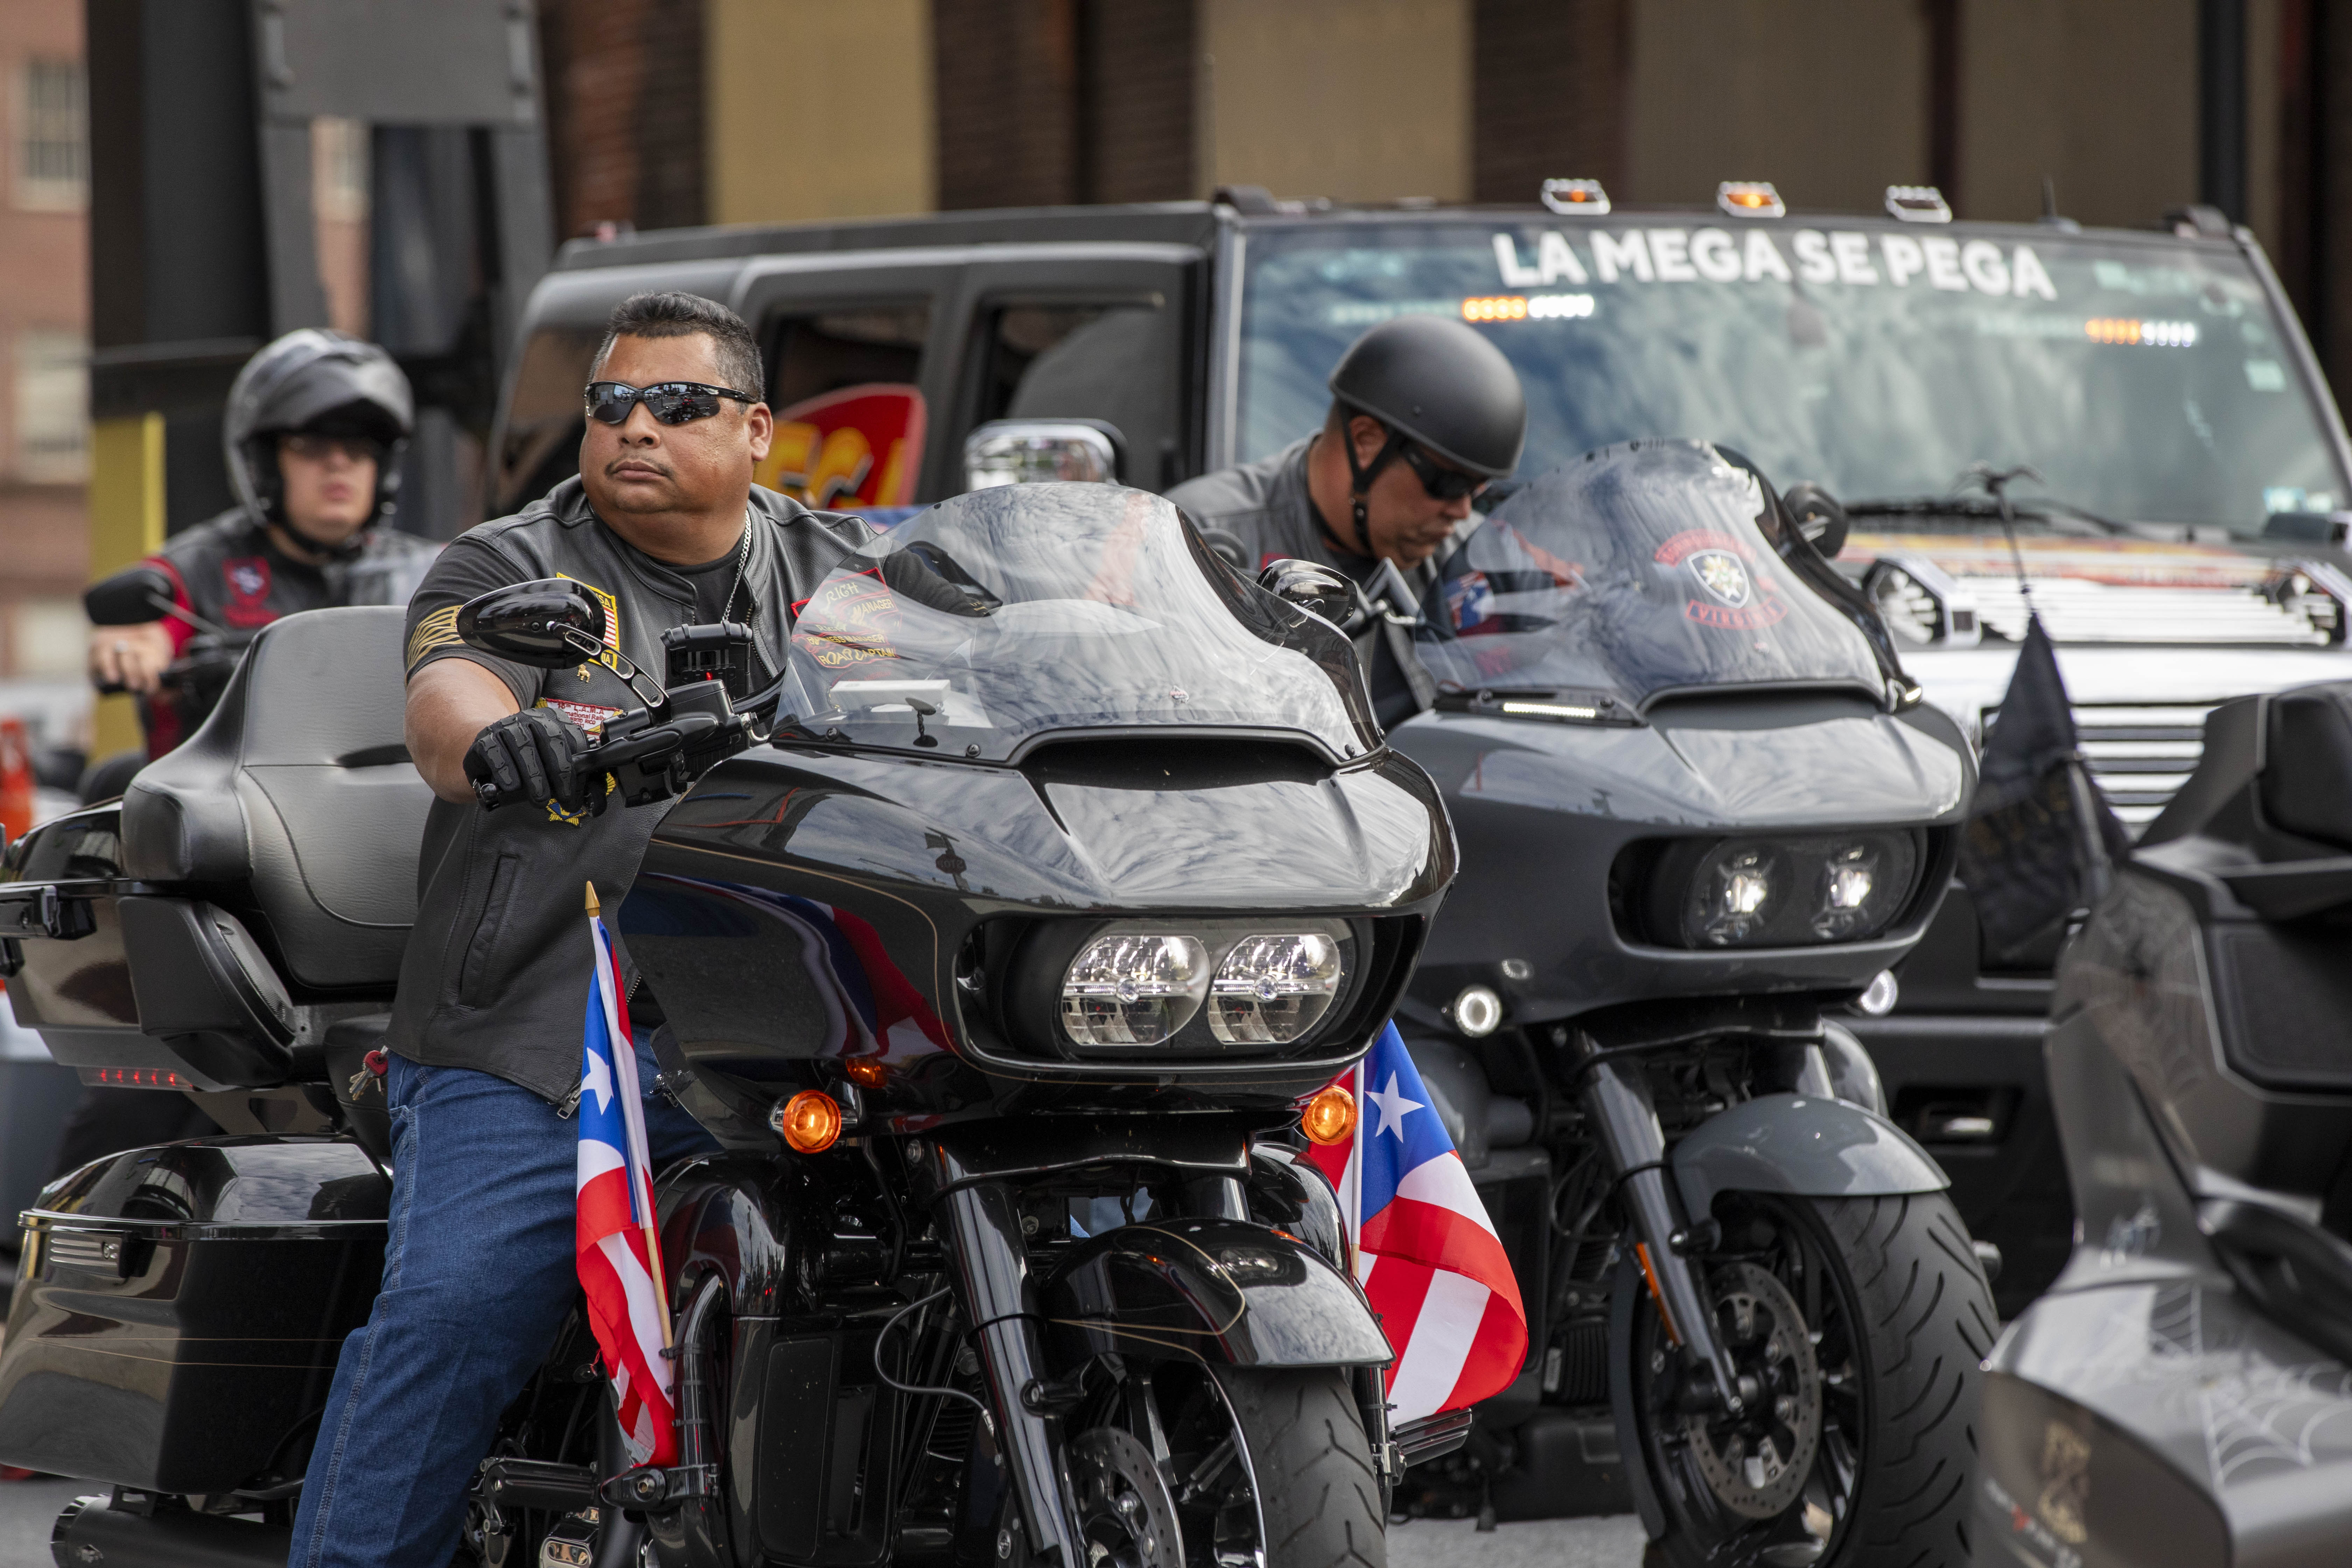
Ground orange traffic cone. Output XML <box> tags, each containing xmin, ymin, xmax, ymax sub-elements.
<box><xmin>0</xmin><ymin>717</ymin><xmax>34</xmax><ymax>845</ymax></box>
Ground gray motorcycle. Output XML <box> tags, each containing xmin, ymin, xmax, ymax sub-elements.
<box><xmin>1973</xmin><ymin>681</ymin><xmax>2352</xmax><ymax>1568</ymax></box>
<box><xmin>1370</xmin><ymin>442</ymin><xmax>2001</xmax><ymax>1567</ymax></box>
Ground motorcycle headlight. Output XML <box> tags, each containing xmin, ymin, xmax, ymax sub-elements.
<box><xmin>1005</xmin><ymin>918</ymin><xmax>1367</xmax><ymax>1060</ymax></box>
<box><xmin>1645</xmin><ymin>832</ymin><xmax>1923</xmax><ymax>949</ymax></box>
<box><xmin>1209</xmin><ymin>933</ymin><xmax>1344</xmax><ymax>1044</ymax></box>
<box><xmin>1060</xmin><ymin>933</ymin><xmax>1209</xmax><ymax>1045</ymax></box>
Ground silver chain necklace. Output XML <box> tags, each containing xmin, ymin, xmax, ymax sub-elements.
<box><xmin>720</xmin><ymin>506</ymin><xmax>752</xmax><ymax>624</ymax></box>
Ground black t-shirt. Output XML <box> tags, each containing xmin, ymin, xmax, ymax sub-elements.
<box><xmin>671</xmin><ymin>547</ymin><xmax>743</xmax><ymax>626</ymax></box>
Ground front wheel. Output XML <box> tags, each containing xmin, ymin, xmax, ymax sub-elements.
<box><xmin>1046</xmin><ymin>1363</ymin><xmax>1386</xmax><ymax>1568</ymax></box>
<box><xmin>1631</xmin><ymin>1192</ymin><xmax>1997</xmax><ymax>1568</ymax></box>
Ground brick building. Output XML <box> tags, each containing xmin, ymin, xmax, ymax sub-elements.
<box><xmin>0</xmin><ymin>0</ymin><xmax>88</xmax><ymax>736</ymax></box>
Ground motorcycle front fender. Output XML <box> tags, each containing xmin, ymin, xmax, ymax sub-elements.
<box><xmin>1043</xmin><ymin>1217</ymin><xmax>1392</xmax><ymax>1369</ymax></box>
<box><xmin>1672</xmin><ymin>1091</ymin><xmax>1946</xmax><ymax>1221</ymax></box>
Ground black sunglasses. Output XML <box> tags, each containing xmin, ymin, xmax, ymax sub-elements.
<box><xmin>1395</xmin><ymin>441</ymin><xmax>1489</xmax><ymax>502</ymax></box>
<box><xmin>584</xmin><ymin>380</ymin><xmax>759</xmax><ymax>426</ymax></box>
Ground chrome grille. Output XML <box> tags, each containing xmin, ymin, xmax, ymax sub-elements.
<box><xmin>1982</xmin><ymin>702</ymin><xmax>2216</xmax><ymax>835</ymax></box>
<box><xmin>44</xmin><ymin>1230</ymin><xmax>126</xmax><ymax>1277</ymax></box>
<box><xmin>1967</xmin><ymin>579</ymin><xmax>2330</xmax><ymax>646</ymax></box>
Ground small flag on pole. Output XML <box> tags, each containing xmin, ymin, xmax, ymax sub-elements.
<box><xmin>575</xmin><ymin>883</ymin><xmax>677</xmax><ymax>1467</ymax></box>
<box><xmin>1305</xmin><ymin>1024</ymin><xmax>1528</xmax><ymax>1423</ymax></box>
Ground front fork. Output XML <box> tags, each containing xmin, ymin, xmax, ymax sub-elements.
<box><xmin>1579</xmin><ymin>1054</ymin><xmax>1746</xmax><ymax>1418</ymax></box>
<box><xmin>937</xmin><ymin>1178</ymin><xmax>1086</xmax><ymax>1568</ymax></box>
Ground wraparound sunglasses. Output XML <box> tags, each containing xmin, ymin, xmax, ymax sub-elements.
<box><xmin>583</xmin><ymin>380</ymin><xmax>760</xmax><ymax>426</ymax></box>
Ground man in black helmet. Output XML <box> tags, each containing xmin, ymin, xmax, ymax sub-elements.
<box><xmin>1166</xmin><ymin>315</ymin><xmax>1526</xmax><ymax>725</ymax></box>
<box><xmin>85</xmin><ymin>329</ymin><xmax>436</xmax><ymax>760</ymax></box>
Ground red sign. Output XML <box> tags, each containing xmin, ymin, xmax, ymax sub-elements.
<box><xmin>757</xmin><ymin>384</ymin><xmax>926</xmax><ymax>511</ymax></box>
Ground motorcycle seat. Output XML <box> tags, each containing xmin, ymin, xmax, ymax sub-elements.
<box><xmin>121</xmin><ymin>606</ymin><xmax>430</xmax><ymax>993</ymax></box>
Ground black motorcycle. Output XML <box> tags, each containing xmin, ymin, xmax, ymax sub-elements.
<box><xmin>1972</xmin><ymin>681</ymin><xmax>2352</xmax><ymax>1567</ymax></box>
<box><xmin>0</xmin><ymin>484</ymin><xmax>1455</xmax><ymax>1568</ymax></box>
<box><xmin>1370</xmin><ymin>442</ymin><xmax>2000</xmax><ymax>1567</ymax></box>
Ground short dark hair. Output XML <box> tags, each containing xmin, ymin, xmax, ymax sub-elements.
<box><xmin>589</xmin><ymin>292</ymin><xmax>764</xmax><ymax>400</ymax></box>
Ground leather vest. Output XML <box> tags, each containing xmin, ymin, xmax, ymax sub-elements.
<box><xmin>386</xmin><ymin>477</ymin><xmax>869</xmax><ymax>1100</ymax></box>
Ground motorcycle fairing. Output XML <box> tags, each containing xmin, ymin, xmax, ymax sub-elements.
<box><xmin>623</xmin><ymin>737</ymin><xmax>1452</xmax><ymax>1132</ymax></box>
<box><xmin>1668</xmin><ymin>1092</ymin><xmax>1948</xmax><ymax>1222</ymax></box>
<box><xmin>1392</xmin><ymin>693</ymin><xmax>1969</xmax><ymax>1030</ymax></box>
<box><xmin>1044</xmin><ymin>1217</ymin><xmax>1393</xmax><ymax>1369</ymax></box>
<box><xmin>1976</xmin><ymin>1283</ymin><xmax>2352</xmax><ymax>1568</ymax></box>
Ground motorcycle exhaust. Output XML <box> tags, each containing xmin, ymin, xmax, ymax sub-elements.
<box><xmin>51</xmin><ymin>1495</ymin><xmax>293</xmax><ymax>1568</ymax></box>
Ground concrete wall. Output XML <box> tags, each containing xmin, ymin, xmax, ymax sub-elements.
<box><xmin>1954</xmin><ymin>0</ymin><xmax>2199</xmax><ymax>227</ymax></box>
<box><xmin>706</xmin><ymin>0</ymin><xmax>934</xmax><ymax>225</ymax></box>
<box><xmin>1197</xmin><ymin>0</ymin><xmax>1471</xmax><ymax>203</ymax></box>
<box><xmin>1623</xmin><ymin>0</ymin><xmax>1933</xmax><ymax>211</ymax></box>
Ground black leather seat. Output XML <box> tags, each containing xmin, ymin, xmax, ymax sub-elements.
<box><xmin>123</xmin><ymin>607</ymin><xmax>430</xmax><ymax>994</ymax></box>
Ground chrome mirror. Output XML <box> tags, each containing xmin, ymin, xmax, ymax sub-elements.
<box><xmin>963</xmin><ymin>420</ymin><xmax>1123</xmax><ymax>490</ymax></box>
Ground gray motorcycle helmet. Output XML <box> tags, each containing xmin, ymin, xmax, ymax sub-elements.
<box><xmin>1326</xmin><ymin>315</ymin><xmax>1528</xmax><ymax>481</ymax></box>
<box><xmin>223</xmin><ymin>329</ymin><xmax>414</xmax><ymax>541</ymax></box>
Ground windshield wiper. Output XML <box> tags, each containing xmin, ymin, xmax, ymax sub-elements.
<box><xmin>1843</xmin><ymin>494</ymin><xmax>2134</xmax><ymax>537</ymax></box>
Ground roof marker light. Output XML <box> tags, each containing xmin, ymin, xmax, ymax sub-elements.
<box><xmin>1716</xmin><ymin>182</ymin><xmax>1785</xmax><ymax>219</ymax></box>
<box><xmin>1885</xmin><ymin>185</ymin><xmax>1954</xmax><ymax>222</ymax></box>
<box><xmin>1541</xmin><ymin>178</ymin><xmax>1611</xmax><ymax>216</ymax></box>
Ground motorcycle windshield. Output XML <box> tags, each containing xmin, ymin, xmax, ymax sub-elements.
<box><xmin>1417</xmin><ymin>440</ymin><xmax>1886</xmax><ymax>705</ymax></box>
<box><xmin>783</xmin><ymin>483</ymin><xmax>1378</xmax><ymax>761</ymax></box>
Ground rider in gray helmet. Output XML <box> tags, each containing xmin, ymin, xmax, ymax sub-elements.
<box><xmin>1166</xmin><ymin>314</ymin><xmax>1527</xmax><ymax>725</ymax></box>
<box><xmin>85</xmin><ymin>329</ymin><xmax>439</xmax><ymax>758</ymax></box>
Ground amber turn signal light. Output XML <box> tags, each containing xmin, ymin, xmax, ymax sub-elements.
<box><xmin>773</xmin><ymin>1090</ymin><xmax>843</xmax><ymax>1153</ymax></box>
<box><xmin>843</xmin><ymin>1055</ymin><xmax>888</xmax><ymax>1088</ymax></box>
<box><xmin>1301</xmin><ymin>1084</ymin><xmax>1357</xmax><ymax>1146</ymax></box>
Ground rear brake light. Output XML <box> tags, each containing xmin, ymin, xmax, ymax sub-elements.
<box><xmin>84</xmin><ymin>1067</ymin><xmax>189</xmax><ymax>1090</ymax></box>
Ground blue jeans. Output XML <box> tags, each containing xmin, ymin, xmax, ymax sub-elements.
<box><xmin>289</xmin><ymin>1043</ymin><xmax>718</xmax><ymax>1568</ymax></box>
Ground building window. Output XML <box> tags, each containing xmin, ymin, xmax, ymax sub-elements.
<box><xmin>16</xmin><ymin>58</ymin><xmax>89</xmax><ymax>210</ymax></box>
<box><xmin>14</xmin><ymin>331</ymin><xmax>90</xmax><ymax>483</ymax></box>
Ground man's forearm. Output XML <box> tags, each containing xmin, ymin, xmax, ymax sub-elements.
<box><xmin>407</xmin><ymin>659</ymin><xmax>523</xmax><ymax>803</ymax></box>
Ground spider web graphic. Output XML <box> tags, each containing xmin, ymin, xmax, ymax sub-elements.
<box><xmin>2202</xmin><ymin>1360</ymin><xmax>2352</xmax><ymax>1487</ymax></box>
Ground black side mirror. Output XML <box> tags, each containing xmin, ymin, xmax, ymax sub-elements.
<box><xmin>84</xmin><ymin>565</ymin><xmax>177</xmax><ymax>626</ymax></box>
<box><xmin>1782</xmin><ymin>482</ymin><xmax>1851</xmax><ymax>560</ymax></box>
<box><xmin>457</xmin><ymin>579</ymin><xmax>608</xmax><ymax>668</ymax></box>
<box><xmin>1258</xmin><ymin>558</ymin><xmax>1358</xmax><ymax>630</ymax></box>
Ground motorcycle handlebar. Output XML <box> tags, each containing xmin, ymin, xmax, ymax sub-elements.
<box><xmin>471</xmin><ymin>707</ymin><xmax>735</xmax><ymax>813</ymax></box>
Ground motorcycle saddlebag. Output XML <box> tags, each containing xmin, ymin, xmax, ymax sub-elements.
<box><xmin>0</xmin><ymin>1136</ymin><xmax>387</xmax><ymax>1493</ymax></box>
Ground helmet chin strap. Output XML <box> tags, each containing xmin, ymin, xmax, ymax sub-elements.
<box><xmin>1340</xmin><ymin>415</ymin><xmax>1406</xmax><ymax>554</ymax></box>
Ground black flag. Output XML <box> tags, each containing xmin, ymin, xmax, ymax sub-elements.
<box><xmin>1958</xmin><ymin>615</ymin><xmax>2132</xmax><ymax>957</ymax></box>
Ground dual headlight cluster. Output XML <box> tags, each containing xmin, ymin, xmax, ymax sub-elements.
<box><xmin>1637</xmin><ymin>831</ymin><xmax>1922</xmax><ymax>949</ymax></box>
<box><xmin>1062</xmin><ymin>930</ymin><xmax>1347</xmax><ymax>1047</ymax></box>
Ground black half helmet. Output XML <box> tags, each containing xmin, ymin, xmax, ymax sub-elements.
<box><xmin>1327</xmin><ymin>315</ymin><xmax>1527</xmax><ymax>479</ymax></box>
<box><xmin>223</xmin><ymin>329</ymin><xmax>414</xmax><ymax>530</ymax></box>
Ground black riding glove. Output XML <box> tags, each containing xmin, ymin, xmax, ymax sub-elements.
<box><xmin>463</xmin><ymin>707</ymin><xmax>590</xmax><ymax>818</ymax></box>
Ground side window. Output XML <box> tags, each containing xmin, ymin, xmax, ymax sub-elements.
<box><xmin>977</xmin><ymin>301</ymin><xmax>1178</xmax><ymax>487</ymax></box>
<box><xmin>759</xmin><ymin>306</ymin><xmax>931</xmax><ymax>511</ymax></box>
<box><xmin>494</xmin><ymin>325</ymin><xmax>601</xmax><ymax>513</ymax></box>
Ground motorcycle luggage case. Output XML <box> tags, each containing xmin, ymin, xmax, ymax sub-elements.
<box><xmin>0</xmin><ymin>1136</ymin><xmax>387</xmax><ymax>1492</ymax></box>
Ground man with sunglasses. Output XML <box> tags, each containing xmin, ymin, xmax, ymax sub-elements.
<box><xmin>289</xmin><ymin>292</ymin><xmax>870</xmax><ymax>1568</ymax></box>
<box><xmin>84</xmin><ymin>329</ymin><xmax>433</xmax><ymax>761</ymax></box>
<box><xmin>1168</xmin><ymin>314</ymin><xmax>1526</xmax><ymax>725</ymax></box>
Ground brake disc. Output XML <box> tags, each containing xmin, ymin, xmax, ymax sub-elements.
<box><xmin>1070</xmin><ymin>1425</ymin><xmax>1184</xmax><ymax>1568</ymax></box>
<box><xmin>1683</xmin><ymin>1260</ymin><xmax>1823</xmax><ymax>1520</ymax></box>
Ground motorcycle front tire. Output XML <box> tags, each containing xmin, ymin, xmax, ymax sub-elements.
<box><xmin>1214</xmin><ymin>1367</ymin><xmax>1387</xmax><ymax>1568</ymax></box>
<box><xmin>1631</xmin><ymin>1192</ymin><xmax>1997</xmax><ymax>1568</ymax></box>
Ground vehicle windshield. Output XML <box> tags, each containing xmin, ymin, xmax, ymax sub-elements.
<box><xmin>1239</xmin><ymin>220</ymin><xmax>2348</xmax><ymax>535</ymax></box>
<box><xmin>780</xmin><ymin>484</ymin><xmax>1377</xmax><ymax>761</ymax></box>
<box><xmin>1416</xmin><ymin>440</ymin><xmax>1886</xmax><ymax>705</ymax></box>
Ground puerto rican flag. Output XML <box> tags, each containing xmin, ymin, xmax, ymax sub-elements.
<box><xmin>1306</xmin><ymin>1024</ymin><xmax>1528</xmax><ymax>1423</ymax></box>
<box><xmin>576</xmin><ymin>904</ymin><xmax>677</xmax><ymax>1467</ymax></box>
